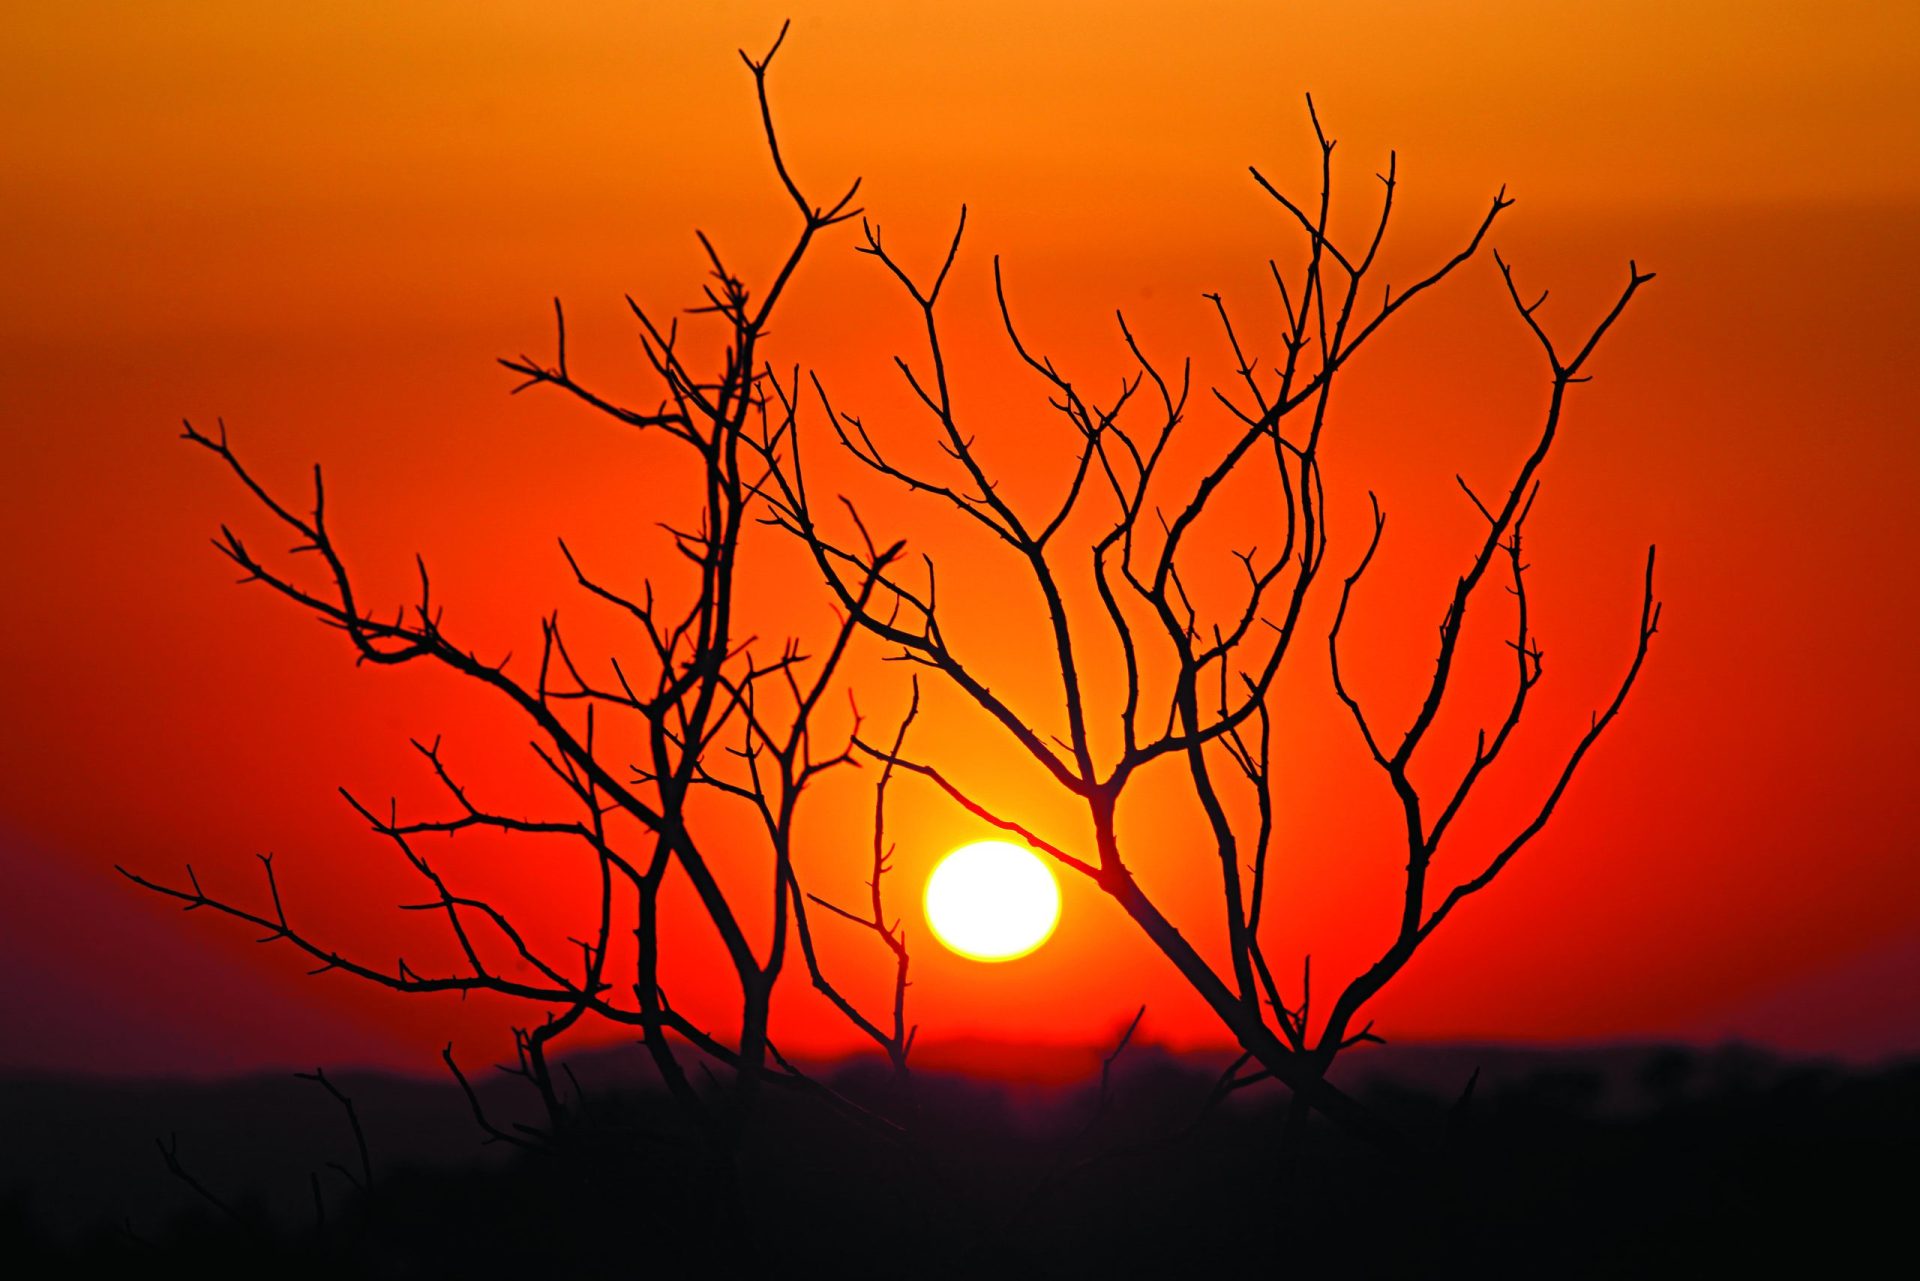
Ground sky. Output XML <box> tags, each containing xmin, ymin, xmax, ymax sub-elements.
<box><xmin>2</xmin><ymin>1</ymin><xmax>1916</xmax><ymax>1078</ymax></box>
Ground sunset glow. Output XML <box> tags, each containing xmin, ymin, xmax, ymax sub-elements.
<box><xmin>3</xmin><ymin>5</ymin><xmax>1916</xmax><ymax>1271</ymax></box>
<box><xmin>0</xmin><ymin>1</ymin><xmax>1914</xmax><ymax>1078</ymax></box>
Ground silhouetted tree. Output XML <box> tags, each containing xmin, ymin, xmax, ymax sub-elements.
<box><xmin>125</xmin><ymin>24</ymin><xmax>1658</xmax><ymax>1162</ymax></box>
<box><xmin>766</xmin><ymin>99</ymin><xmax>1658</xmax><ymax>1150</ymax></box>
<box><xmin>121</xmin><ymin>24</ymin><xmax>912</xmax><ymax>1147</ymax></box>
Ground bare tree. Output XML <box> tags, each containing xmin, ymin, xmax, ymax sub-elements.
<box><xmin>120</xmin><ymin>24</ymin><xmax>911</xmax><ymax>1145</ymax></box>
<box><xmin>766</xmin><ymin>98</ymin><xmax>1658</xmax><ymax>1150</ymax></box>
<box><xmin>125</xmin><ymin>23</ymin><xmax>1655</xmax><ymax>1164</ymax></box>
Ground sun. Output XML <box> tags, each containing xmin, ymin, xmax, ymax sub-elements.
<box><xmin>923</xmin><ymin>840</ymin><xmax>1062</xmax><ymax>962</ymax></box>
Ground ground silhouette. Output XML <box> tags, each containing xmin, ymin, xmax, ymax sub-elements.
<box><xmin>3</xmin><ymin>1041</ymin><xmax>1911</xmax><ymax>1277</ymax></box>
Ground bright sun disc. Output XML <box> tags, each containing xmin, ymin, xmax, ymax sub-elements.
<box><xmin>924</xmin><ymin>840</ymin><xmax>1061</xmax><ymax>962</ymax></box>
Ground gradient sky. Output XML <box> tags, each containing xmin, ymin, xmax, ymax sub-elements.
<box><xmin>2</xmin><ymin>1</ymin><xmax>1916</xmax><ymax>1077</ymax></box>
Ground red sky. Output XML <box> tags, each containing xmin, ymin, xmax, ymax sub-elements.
<box><xmin>2</xmin><ymin>1</ymin><xmax>1917</xmax><ymax>1077</ymax></box>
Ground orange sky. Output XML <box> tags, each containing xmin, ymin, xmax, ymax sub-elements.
<box><xmin>2</xmin><ymin>1</ymin><xmax>1917</xmax><ymax>1076</ymax></box>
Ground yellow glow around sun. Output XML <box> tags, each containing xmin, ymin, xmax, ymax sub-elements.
<box><xmin>924</xmin><ymin>840</ymin><xmax>1061</xmax><ymax>962</ymax></box>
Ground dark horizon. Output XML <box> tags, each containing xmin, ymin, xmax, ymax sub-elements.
<box><xmin>8</xmin><ymin>1033</ymin><xmax>1912</xmax><ymax>1272</ymax></box>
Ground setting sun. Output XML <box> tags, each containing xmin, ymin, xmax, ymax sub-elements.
<box><xmin>924</xmin><ymin>841</ymin><xmax>1062</xmax><ymax>963</ymax></box>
